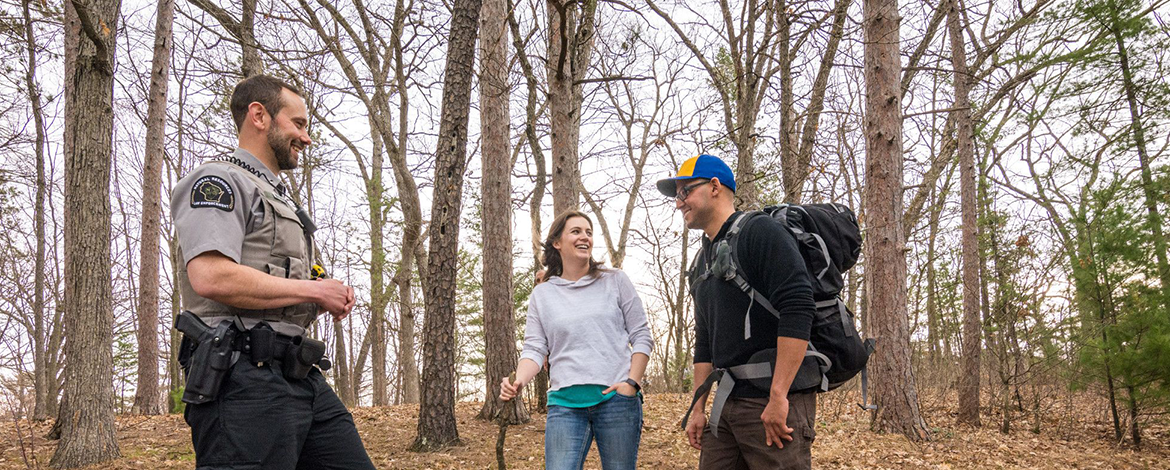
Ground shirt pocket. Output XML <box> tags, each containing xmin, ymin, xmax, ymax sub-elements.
<box><xmin>268</xmin><ymin>198</ymin><xmax>307</xmax><ymax>260</ymax></box>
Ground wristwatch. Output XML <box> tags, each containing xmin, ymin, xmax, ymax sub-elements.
<box><xmin>623</xmin><ymin>378</ymin><xmax>641</xmax><ymax>392</ymax></box>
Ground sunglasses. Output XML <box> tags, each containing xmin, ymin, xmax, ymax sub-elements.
<box><xmin>675</xmin><ymin>180</ymin><xmax>711</xmax><ymax>201</ymax></box>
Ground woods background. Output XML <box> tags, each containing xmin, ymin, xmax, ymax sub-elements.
<box><xmin>0</xmin><ymin>0</ymin><xmax>1168</xmax><ymax>467</ymax></box>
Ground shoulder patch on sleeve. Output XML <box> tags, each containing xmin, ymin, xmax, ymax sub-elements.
<box><xmin>190</xmin><ymin>175</ymin><xmax>236</xmax><ymax>212</ymax></box>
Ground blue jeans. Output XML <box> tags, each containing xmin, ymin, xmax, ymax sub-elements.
<box><xmin>545</xmin><ymin>393</ymin><xmax>643</xmax><ymax>470</ymax></box>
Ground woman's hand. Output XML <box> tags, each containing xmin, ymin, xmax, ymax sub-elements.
<box><xmin>602</xmin><ymin>381</ymin><xmax>638</xmax><ymax>397</ymax></box>
<box><xmin>499</xmin><ymin>374</ymin><xmax>524</xmax><ymax>401</ymax></box>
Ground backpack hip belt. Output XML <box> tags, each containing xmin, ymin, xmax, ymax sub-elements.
<box><xmin>679</xmin><ymin>361</ymin><xmax>772</xmax><ymax>438</ymax></box>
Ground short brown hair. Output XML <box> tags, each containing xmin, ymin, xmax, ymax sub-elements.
<box><xmin>230</xmin><ymin>75</ymin><xmax>302</xmax><ymax>131</ymax></box>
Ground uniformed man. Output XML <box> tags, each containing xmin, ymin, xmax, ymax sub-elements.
<box><xmin>171</xmin><ymin>74</ymin><xmax>375</xmax><ymax>469</ymax></box>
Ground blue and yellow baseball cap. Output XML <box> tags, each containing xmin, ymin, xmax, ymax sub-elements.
<box><xmin>656</xmin><ymin>154</ymin><xmax>736</xmax><ymax>197</ymax></box>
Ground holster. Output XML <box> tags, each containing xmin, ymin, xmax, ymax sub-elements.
<box><xmin>175</xmin><ymin>311</ymin><xmax>239</xmax><ymax>405</ymax></box>
<box><xmin>281</xmin><ymin>335</ymin><xmax>328</xmax><ymax>380</ymax></box>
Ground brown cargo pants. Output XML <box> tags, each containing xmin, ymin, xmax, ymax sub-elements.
<box><xmin>698</xmin><ymin>392</ymin><xmax>816</xmax><ymax>470</ymax></box>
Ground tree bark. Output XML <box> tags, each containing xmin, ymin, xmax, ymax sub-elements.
<box><xmin>1127</xmin><ymin>385</ymin><xmax>1141</xmax><ymax>448</ymax></box>
<box><xmin>477</xmin><ymin>0</ymin><xmax>528</xmax><ymax>424</ymax></box>
<box><xmin>21</xmin><ymin>0</ymin><xmax>51</xmax><ymax>422</ymax></box>
<box><xmin>132</xmin><ymin>0</ymin><xmax>175</xmax><ymax>416</ymax></box>
<box><xmin>413</xmin><ymin>0</ymin><xmax>482</xmax><ymax>450</ymax></box>
<box><xmin>924</xmin><ymin>167</ymin><xmax>953</xmax><ymax>362</ymax></box>
<box><xmin>547</xmin><ymin>0</ymin><xmax>596</xmax><ymax>214</ymax></box>
<box><xmin>785</xmin><ymin>0</ymin><xmax>851</xmax><ymax>203</ymax></box>
<box><xmin>332</xmin><ymin>320</ymin><xmax>353</xmax><ymax>406</ymax></box>
<box><xmin>862</xmin><ymin>0</ymin><xmax>929</xmax><ymax>441</ymax></box>
<box><xmin>51</xmin><ymin>0</ymin><xmax>122</xmax><ymax>466</ymax></box>
<box><xmin>368</xmin><ymin>124</ymin><xmax>389</xmax><ymax>407</ymax></box>
<box><xmin>778</xmin><ymin>0</ymin><xmax>795</xmax><ymax>201</ymax></box>
<box><xmin>239</xmin><ymin>0</ymin><xmax>261</xmax><ymax>76</ymax></box>
<box><xmin>673</xmin><ymin>229</ymin><xmax>690</xmax><ymax>391</ymax></box>
<box><xmin>167</xmin><ymin>234</ymin><xmax>183</xmax><ymax>413</ymax></box>
<box><xmin>389</xmin><ymin>0</ymin><xmax>423</xmax><ymax>405</ymax></box>
<box><xmin>509</xmin><ymin>0</ymin><xmax>547</xmax><ymax>279</ymax></box>
<box><xmin>950</xmin><ymin>0</ymin><xmax>982</xmax><ymax>427</ymax></box>
<box><xmin>390</xmin><ymin>0</ymin><xmax>424</xmax><ymax>403</ymax></box>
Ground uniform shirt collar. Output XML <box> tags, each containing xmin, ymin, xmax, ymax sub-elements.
<box><xmin>232</xmin><ymin>148</ymin><xmax>284</xmax><ymax>194</ymax></box>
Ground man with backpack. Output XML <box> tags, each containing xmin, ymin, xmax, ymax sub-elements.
<box><xmin>659</xmin><ymin>154</ymin><xmax>818</xmax><ymax>469</ymax></box>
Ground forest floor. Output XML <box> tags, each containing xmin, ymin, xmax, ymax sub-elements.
<box><xmin>2</xmin><ymin>391</ymin><xmax>1168</xmax><ymax>469</ymax></box>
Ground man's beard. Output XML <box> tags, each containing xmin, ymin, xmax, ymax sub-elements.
<box><xmin>268</xmin><ymin>127</ymin><xmax>299</xmax><ymax>170</ymax></box>
<box><xmin>684</xmin><ymin>207</ymin><xmax>706</xmax><ymax>230</ymax></box>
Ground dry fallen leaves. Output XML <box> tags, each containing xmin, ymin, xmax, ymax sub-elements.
<box><xmin>0</xmin><ymin>392</ymin><xmax>1166</xmax><ymax>469</ymax></box>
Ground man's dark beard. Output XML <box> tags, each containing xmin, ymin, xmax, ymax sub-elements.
<box><xmin>267</xmin><ymin>127</ymin><xmax>298</xmax><ymax>170</ymax></box>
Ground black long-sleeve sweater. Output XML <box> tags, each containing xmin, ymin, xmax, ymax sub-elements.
<box><xmin>691</xmin><ymin>211</ymin><xmax>816</xmax><ymax>398</ymax></box>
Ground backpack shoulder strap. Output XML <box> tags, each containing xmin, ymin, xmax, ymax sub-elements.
<box><xmin>686</xmin><ymin>243</ymin><xmax>708</xmax><ymax>294</ymax></box>
<box><xmin>724</xmin><ymin>211</ymin><xmax>782</xmax><ymax>320</ymax></box>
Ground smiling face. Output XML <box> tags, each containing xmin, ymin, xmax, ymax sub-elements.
<box><xmin>675</xmin><ymin>178</ymin><xmax>716</xmax><ymax>230</ymax></box>
<box><xmin>266</xmin><ymin>88</ymin><xmax>312</xmax><ymax>170</ymax></box>
<box><xmin>552</xmin><ymin>216</ymin><xmax>593</xmax><ymax>265</ymax></box>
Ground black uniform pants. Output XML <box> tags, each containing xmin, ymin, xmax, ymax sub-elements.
<box><xmin>184</xmin><ymin>357</ymin><xmax>374</xmax><ymax>469</ymax></box>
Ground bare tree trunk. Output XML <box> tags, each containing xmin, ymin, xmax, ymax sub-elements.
<box><xmin>924</xmin><ymin>177</ymin><xmax>945</xmax><ymax>362</ymax></box>
<box><xmin>295</xmin><ymin>0</ymin><xmax>423</xmax><ymax>404</ymax></box>
<box><xmin>673</xmin><ymin>229</ymin><xmax>690</xmax><ymax>391</ymax></box>
<box><xmin>332</xmin><ymin>321</ymin><xmax>353</xmax><ymax>406</ymax></box>
<box><xmin>1126</xmin><ymin>385</ymin><xmax>1140</xmax><ymax>448</ymax></box>
<box><xmin>21</xmin><ymin>0</ymin><xmax>50</xmax><ymax>422</ymax></box>
<box><xmin>547</xmin><ymin>0</ymin><xmax>577</xmax><ymax>214</ymax></box>
<box><xmin>239</xmin><ymin>0</ymin><xmax>261</xmax><ymax>76</ymax></box>
<box><xmin>132</xmin><ymin>0</ymin><xmax>174</xmax><ymax>416</ymax></box>
<box><xmin>51</xmin><ymin>0</ymin><xmax>122</xmax><ymax>466</ymax></box>
<box><xmin>511</xmin><ymin>0</ymin><xmax>546</xmax><ymax>272</ymax></box>
<box><xmin>413</xmin><ymin>0</ymin><xmax>481</xmax><ymax>450</ymax></box>
<box><xmin>950</xmin><ymin>0</ymin><xmax>982</xmax><ymax>427</ymax></box>
<box><xmin>778</xmin><ymin>0</ymin><xmax>795</xmax><ymax>201</ymax></box>
<box><xmin>862</xmin><ymin>0</ymin><xmax>929</xmax><ymax>441</ymax></box>
<box><xmin>167</xmin><ymin>235</ymin><xmax>182</xmax><ymax>413</ymax></box>
<box><xmin>368</xmin><ymin>128</ymin><xmax>389</xmax><ymax>407</ymax></box>
<box><xmin>394</xmin><ymin>255</ymin><xmax>420</xmax><ymax>405</ymax></box>
<box><xmin>47</xmin><ymin>301</ymin><xmax>64</xmax><ymax>417</ymax></box>
<box><xmin>785</xmin><ymin>0</ymin><xmax>851</xmax><ymax>203</ymax></box>
<box><xmin>351</xmin><ymin>327</ymin><xmax>373</xmax><ymax>402</ymax></box>
<box><xmin>547</xmin><ymin>0</ymin><xmax>596</xmax><ymax>214</ymax></box>
<box><xmin>477</xmin><ymin>0</ymin><xmax>528</xmax><ymax>424</ymax></box>
<box><xmin>390</xmin><ymin>0</ymin><xmax>422</xmax><ymax>405</ymax></box>
<box><xmin>165</xmin><ymin>82</ymin><xmax>188</xmax><ymax>414</ymax></box>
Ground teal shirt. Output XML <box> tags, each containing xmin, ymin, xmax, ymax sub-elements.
<box><xmin>548</xmin><ymin>384</ymin><xmax>641</xmax><ymax>408</ymax></box>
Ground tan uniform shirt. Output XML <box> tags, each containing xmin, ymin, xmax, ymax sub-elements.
<box><xmin>171</xmin><ymin>148</ymin><xmax>317</xmax><ymax>336</ymax></box>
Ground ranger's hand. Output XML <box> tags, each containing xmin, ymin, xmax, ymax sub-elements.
<box><xmin>685</xmin><ymin>405</ymin><xmax>707</xmax><ymax>450</ymax></box>
<box><xmin>314</xmin><ymin>278</ymin><xmax>355</xmax><ymax>320</ymax></box>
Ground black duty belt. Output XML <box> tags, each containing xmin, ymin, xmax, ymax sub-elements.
<box><xmin>175</xmin><ymin>311</ymin><xmax>331</xmax><ymax>404</ymax></box>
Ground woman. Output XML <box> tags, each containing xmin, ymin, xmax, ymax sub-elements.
<box><xmin>500</xmin><ymin>210</ymin><xmax>654</xmax><ymax>470</ymax></box>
